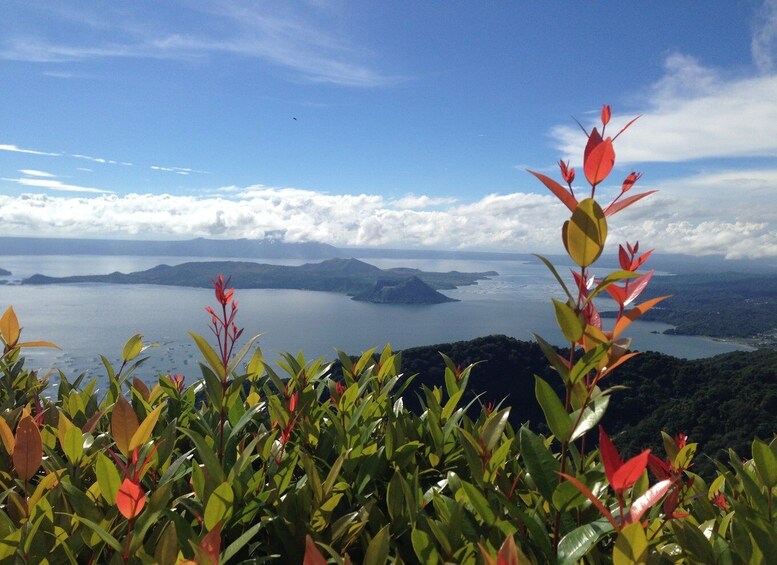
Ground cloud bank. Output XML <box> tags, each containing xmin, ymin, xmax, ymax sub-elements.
<box><xmin>1</xmin><ymin>180</ymin><xmax>775</xmax><ymax>259</ymax></box>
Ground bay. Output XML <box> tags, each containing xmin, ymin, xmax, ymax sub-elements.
<box><xmin>0</xmin><ymin>254</ymin><xmax>752</xmax><ymax>392</ymax></box>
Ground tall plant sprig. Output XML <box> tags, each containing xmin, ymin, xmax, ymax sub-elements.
<box><xmin>189</xmin><ymin>275</ymin><xmax>262</xmax><ymax>461</ymax></box>
<box><xmin>529</xmin><ymin>105</ymin><xmax>669</xmax><ymax>547</ymax></box>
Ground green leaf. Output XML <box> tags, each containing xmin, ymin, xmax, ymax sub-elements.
<box><xmin>121</xmin><ymin>334</ymin><xmax>144</xmax><ymax>363</ymax></box>
<box><xmin>62</xmin><ymin>424</ymin><xmax>83</xmax><ymax>464</ymax></box>
<box><xmin>226</xmin><ymin>333</ymin><xmax>263</xmax><ymax>376</ymax></box>
<box><xmin>613</xmin><ymin>522</ymin><xmax>647</xmax><ymax>565</ymax></box>
<box><xmin>154</xmin><ymin>523</ymin><xmax>179</xmax><ymax>565</ymax></box>
<box><xmin>569</xmin><ymin>396</ymin><xmax>610</xmax><ymax>442</ymax></box>
<box><xmin>552</xmin><ymin>480</ymin><xmax>587</xmax><ymax>512</ymax></box>
<box><xmin>222</xmin><ymin>521</ymin><xmax>264</xmax><ymax>564</ymax></box>
<box><xmin>557</xmin><ymin>518</ymin><xmax>613</xmax><ymax>565</ymax></box>
<box><xmin>412</xmin><ymin>528</ymin><xmax>439</xmax><ymax>565</ymax></box>
<box><xmin>481</xmin><ymin>407</ymin><xmax>511</xmax><ymax>452</ymax></box>
<box><xmin>363</xmin><ymin>524</ymin><xmax>390</xmax><ymax>565</ymax></box>
<box><xmin>461</xmin><ymin>481</ymin><xmax>496</xmax><ymax>525</ymax></box>
<box><xmin>753</xmin><ymin>438</ymin><xmax>777</xmax><ymax>487</ymax></box>
<box><xmin>71</xmin><ymin>515</ymin><xmax>123</xmax><ymax>553</ymax></box>
<box><xmin>533</xmin><ymin>333</ymin><xmax>570</xmax><ymax>382</ymax></box>
<box><xmin>552</xmin><ymin>299</ymin><xmax>584</xmax><ymax>343</ymax></box>
<box><xmin>204</xmin><ymin>481</ymin><xmax>234</xmax><ymax>531</ymax></box>
<box><xmin>563</xmin><ymin>198</ymin><xmax>607</xmax><ymax>268</ymax></box>
<box><xmin>533</xmin><ymin>254</ymin><xmax>574</xmax><ymax>302</ymax></box>
<box><xmin>518</xmin><ymin>426</ymin><xmax>559</xmax><ymax>502</ymax></box>
<box><xmin>534</xmin><ymin>376</ymin><xmax>571</xmax><ymax>442</ymax></box>
<box><xmin>569</xmin><ymin>345</ymin><xmax>608</xmax><ymax>385</ymax></box>
<box><xmin>188</xmin><ymin>331</ymin><xmax>225</xmax><ymax>380</ymax></box>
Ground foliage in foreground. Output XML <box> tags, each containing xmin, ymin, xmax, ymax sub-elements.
<box><xmin>0</xmin><ymin>106</ymin><xmax>775</xmax><ymax>564</ymax></box>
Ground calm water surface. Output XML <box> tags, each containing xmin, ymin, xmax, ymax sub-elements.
<box><xmin>0</xmin><ymin>255</ymin><xmax>752</xmax><ymax>390</ymax></box>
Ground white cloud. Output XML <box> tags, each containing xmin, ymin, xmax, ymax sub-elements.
<box><xmin>391</xmin><ymin>194</ymin><xmax>458</xmax><ymax>209</ymax></box>
<box><xmin>0</xmin><ymin>143</ymin><xmax>60</xmax><ymax>156</ymax></box>
<box><xmin>18</xmin><ymin>169</ymin><xmax>56</xmax><ymax>177</ymax></box>
<box><xmin>3</xmin><ymin>177</ymin><xmax>114</xmax><ymax>194</ymax></box>
<box><xmin>552</xmin><ymin>54</ymin><xmax>777</xmax><ymax>164</ymax></box>
<box><xmin>1</xmin><ymin>180</ymin><xmax>773</xmax><ymax>258</ymax></box>
<box><xmin>753</xmin><ymin>0</ymin><xmax>777</xmax><ymax>73</ymax></box>
<box><xmin>0</xmin><ymin>3</ymin><xmax>397</xmax><ymax>87</ymax></box>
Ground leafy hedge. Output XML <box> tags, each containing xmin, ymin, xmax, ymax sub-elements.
<box><xmin>0</xmin><ymin>105</ymin><xmax>775</xmax><ymax>564</ymax></box>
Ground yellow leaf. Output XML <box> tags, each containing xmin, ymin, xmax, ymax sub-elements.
<box><xmin>111</xmin><ymin>396</ymin><xmax>139</xmax><ymax>458</ymax></box>
<box><xmin>563</xmin><ymin>198</ymin><xmax>607</xmax><ymax>268</ymax></box>
<box><xmin>129</xmin><ymin>403</ymin><xmax>164</xmax><ymax>452</ymax></box>
<box><xmin>57</xmin><ymin>411</ymin><xmax>75</xmax><ymax>451</ymax></box>
<box><xmin>0</xmin><ymin>416</ymin><xmax>15</xmax><ymax>454</ymax></box>
<box><xmin>0</xmin><ymin>306</ymin><xmax>20</xmax><ymax>346</ymax></box>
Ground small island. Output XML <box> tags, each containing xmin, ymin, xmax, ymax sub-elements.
<box><xmin>22</xmin><ymin>258</ymin><xmax>496</xmax><ymax>305</ymax></box>
<box><xmin>0</xmin><ymin>268</ymin><xmax>10</xmax><ymax>276</ymax></box>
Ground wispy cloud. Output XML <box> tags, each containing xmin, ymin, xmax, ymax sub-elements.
<box><xmin>0</xmin><ymin>2</ymin><xmax>398</xmax><ymax>87</ymax></box>
<box><xmin>150</xmin><ymin>165</ymin><xmax>208</xmax><ymax>175</ymax></box>
<box><xmin>0</xmin><ymin>143</ymin><xmax>60</xmax><ymax>156</ymax></box>
<box><xmin>18</xmin><ymin>169</ymin><xmax>55</xmax><ymax>178</ymax></box>
<box><xmin>3</xmin><ymin>176</ymin><xmax>113</xmax><ymax>194</ymax></box>
<box><xmin>753</xmin><ymin>0</ymin><xmax>777</xmax><ymax>73</ymax></box>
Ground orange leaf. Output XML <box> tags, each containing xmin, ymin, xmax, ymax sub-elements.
<box><xmin>584</xmin><ymin>137</ymin><xmax>615</xmax><ymax>186</ymax></box>
<box><xmin>613</xmin><ymin>295</ymin><xmax>671</xmax><ymax>338</ymax></box>
<box><xmin>0</xmin><ymin>306</ymin><xmax>20</xmax><ymax>347</ymax></box>
<box><xmin>304</xmin><ymin>535</ymin><xmax>327</xmax><ymax>565</ymax></box>
<box><xmin>132</xmin><ymin>377</ymin><xmax>151</xmax><ymax>402</ymax></box>
<box><xmin>111</xmin><ymin>395</ymin><xmax>139</xmax><ymax>458</ymax></box>
<box><xmin>527</xmin><ymin>170</ymin><xmax>578</xmax><ymax>212</ymax></box>
<box><xmin>0</xmin><ymin>416</ymin><xmax>15</xmax><ymax>454</ymax></box>
<box><xmin>604</xmin><ymin>190</ymin><xmax>657</xmax><ymax>217</ymax></box>
<box><xmin>116</xmin><ymin>478</ymin><xmax>146</xmax><ymax>519</ymax></box>
<box><xmin>13</xmin><ymin>416</ymin><xmax>42</xmax><ymax>482</ymax></box>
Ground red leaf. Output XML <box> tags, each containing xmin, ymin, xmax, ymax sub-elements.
<box><xmin>584</xmin><ymin>127</ymin><xmax>603</xmax><ymax>164</ymax></box>
<box><xmin>584</xmin><ymin>137</ymin><xmax>615</xmax><ymax>186</ymax></box>
<box><xmin>631</xmin><ymin>249</ymin><xmax>654</xmax><ymax>271</ymax></box>
<box><xmin>624</xmin><ymin>270</ymin><xmax>654</xmax><ymax>306</ymax></box>
<box><xmin>303</xmin><ymin>535</ymin><xmax>328</xmax><ymax>565</ymax></box>
<box><xmin>612</xmin><ymin>450</ymin><xmax>650</xmax><ymax>493</ymax></box>
<box><xmin>613</xmin><ymin>115</ymin><xmax>642</xmax><ymax>141</ymax></box>
<box><xmin>598</xmin><ymin>426</ymin><xmax>623</xmax><ymax>486</ymax></box>
<box><xmin>558</xmin><ymin>472</ymin><xmax>618</xmax><ymax>530</ymax></box>
<box><xmin>528</xmin><ymin>170</ymin><xmax>578</xmax><ymax>212</ymax></box>
<box><xmin>647</xmin><ymin>454</ymin><xmax>671</xmax><ymax>481</ymax></box>
<box><xmin>601</xmin><ymin>104</ymin><xmax>611</xmax><ymax>126</ymax></box>
<box><xmin>604</xmin><ymin>190</ymin><xmax>657</xmax><ymax>217</ymax></box>
<box><xmin>605</xmin><ymin>284</ymin><xmax>627</xmax><ymax>306</ymax></box>
<box><xmin>13</xmin><ymin>416</ymin><xmax>42</xmax><ymax>482</ymax></box>
<box><xmin>618</xmin><ymin>245</ymin><xmax>631</xmax><ymax>271</ymax></box>
<box><xmin>199</xmin><ymin>523</ymin><xmax>222</xmax><ymax>565</ymax></box>
<box><xmin>116</xmin><ymin>478</ymin><xmax>146</xmax><ymax>520</ymax></box>
<box><xmin>627</xmin><ymin>479</ymin><xmax>672</xmax><ymax>524</ymax></box>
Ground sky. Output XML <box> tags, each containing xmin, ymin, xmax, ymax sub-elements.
<box><xmin>1</xmin><ymin>1</ymin><xmax>777</xmax><ymax>259</ymax></box>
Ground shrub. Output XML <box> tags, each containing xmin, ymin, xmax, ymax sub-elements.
<box><xmin>0</xmin><ymin>106</ymin><xmax>774</xmax><ymax>563</ymax></box>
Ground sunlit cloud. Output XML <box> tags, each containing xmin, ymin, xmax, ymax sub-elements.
<box><xmin>551</xmin><ymin>54</ymin><xmax>777</xmax><ymax>164</ymax></box>
<box><xmin>0</xmin><ymin>181</ymin><xmax>773</xmax><ymax>258</ymax></box>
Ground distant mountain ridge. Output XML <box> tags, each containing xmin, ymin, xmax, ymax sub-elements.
<box><xmin>22</xmin><ymin>258</ymin><xmax>496</xmax><ymax>304</ymax></box>
<box><xmin>0</xmin><ymin>236</ymin><xmax>342</xmax><ymax>259</ymax></box>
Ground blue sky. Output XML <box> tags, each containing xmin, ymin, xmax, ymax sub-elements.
<box><xmin>1</xmin><ymin>1</ymin><xmax>776</xmax><ymax>258</ymax></box>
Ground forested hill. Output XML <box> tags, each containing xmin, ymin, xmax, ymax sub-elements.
<box><xmin>397</xmin><ymin>335</ymin><xmax>777</xmax><ymax>475</ymax></box>
<box><xmin>22</xmin><ymin>258</ymin><xmax>496</xmax><ymax>304</ymax></box>
<box><xmin>622</xmin><ymin>271</ymin><xmax>777</xmax><ymax>344</ymax></box>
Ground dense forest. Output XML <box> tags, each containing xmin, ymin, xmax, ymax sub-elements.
<box><xmin>395</xmin><ymin>334</ymin><xmax>777</xmax><ymax>475</ymax></box>
<box><xmin>620</xmin><ymin>271</ymin><xmax>777</xmax><ymax>343</ymax></box>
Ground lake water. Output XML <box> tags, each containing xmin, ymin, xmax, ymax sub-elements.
<box><xmin>0</xmin><ymin>254</ymin><xmax>752</xmax><ymax>390</ymax></box>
